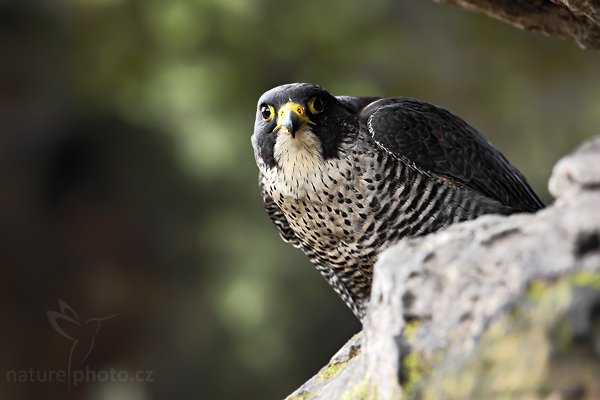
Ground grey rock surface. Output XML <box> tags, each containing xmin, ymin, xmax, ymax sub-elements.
<box><xmin>549</xmin><ymin>136</ymin><xmax>600</xmax><ymax>197</ymax></box>
<box><xmin>286</xmin><ymin>136</ymin><xmax>600</xmax><ymax>400</ymax></box>
<box><xmin>435</xmin><ymin>0</ymin><xmax>600</xmax><ymax>49</ymax></box>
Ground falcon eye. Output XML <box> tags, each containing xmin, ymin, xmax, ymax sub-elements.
<box><xmin>307</xmin><ymin>96</ymin><xmax>324</xmax><ymax>114</ymax></box>
<box><xmin>260</xmin><ymin>104</ymin><xmax>275</xmax><ymax>121</ymax></box>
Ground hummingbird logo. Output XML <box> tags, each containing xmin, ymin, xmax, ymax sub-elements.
<box><xmin>47</xmin><ymin>299</ymin><xmax>121</xmax><ymax>387</ymax></box>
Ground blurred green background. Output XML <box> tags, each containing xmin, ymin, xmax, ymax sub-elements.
<box><xmin>0</xmin><ymin>0</ymin><xmax>599</xmax><ymax>399</ymax></box>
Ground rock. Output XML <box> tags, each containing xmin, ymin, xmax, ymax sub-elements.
<box><xmin>285</xmin><ymin>333</ymin><xmax>366</xmax><ymax>400</ymax></box>
<box><xmin>549</xmin><ymin>137</ymin><xmax>600</xmax><ymax>197</ymax></box>
<box><xmin>434</xmin><ymin>0</ymin><xmax>600</xmax><ymax>49</ymax></box>
<box><xmin>287</xmin><ymin>136</ymin><xmax>600</xmax><ymax>400</ymax></box>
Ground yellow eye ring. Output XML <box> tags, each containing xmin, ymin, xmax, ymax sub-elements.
<box><xmin>307</xmin><ymin>96</ymin><xmax>324</xmax><ymax>114</ymax></box>
<box><xmin>260</xmin><ymin>104</ymin><xmax>275</xmax><ymax>121</ymax></box>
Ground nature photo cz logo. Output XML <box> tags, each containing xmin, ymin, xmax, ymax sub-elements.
<box><xmin>4</xmin><ymin>299</ymin><xmax>153</xmax><ymax>388</ymax></box>
<box><xmin>47</xmin><ymin>299</ymin><xmax>122</xmax><ymax>386</ymax></box>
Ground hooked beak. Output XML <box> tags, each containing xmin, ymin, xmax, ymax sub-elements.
<box><xmin>273</xmin><ymin>102</ymin><xmax>314</xmax><ymax>138</ymax></box>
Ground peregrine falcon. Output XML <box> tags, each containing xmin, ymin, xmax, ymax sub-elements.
<box><xmin>251</xmin><ymin>83</ymin><xmax>544</xmax><ymax>319</ymax></box>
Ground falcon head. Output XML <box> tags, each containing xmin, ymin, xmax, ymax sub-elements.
<box><xmin>251</xmin><ymin>83</ymin><xmax>357</xmax><ymax>170</ymax></box>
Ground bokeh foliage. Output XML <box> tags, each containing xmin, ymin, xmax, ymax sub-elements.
<box><xmin>1</xmin><ymin>0</ymin><xmax>599</xmax><ymax>399</ymax></box>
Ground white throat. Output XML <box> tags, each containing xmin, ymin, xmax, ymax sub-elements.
<box><xmin>268</xmin><ymin>127</ymin><xmax>332</xmax><ymax>199</ymax></box>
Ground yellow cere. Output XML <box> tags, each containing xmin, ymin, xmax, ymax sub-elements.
<box><xmin>274</xmin><ymin>102</ymin><xmax>315</xmax><ymax>133</ymax></box>
<box><xmin>278</xmin><ymin>102</ymin><xmax>306</xmax><ymax>119</ymax></box>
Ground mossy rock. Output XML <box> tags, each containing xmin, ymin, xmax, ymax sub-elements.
<box><xmin>413</xmin><ymin>273</ymin><xmax>600</xmax><ymax>399</ymax></box>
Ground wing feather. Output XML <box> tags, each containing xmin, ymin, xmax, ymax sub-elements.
<box><xmin>361</xmin><ymin>98</ymin><xmax>544</xmax><ymax>211</ymax></box>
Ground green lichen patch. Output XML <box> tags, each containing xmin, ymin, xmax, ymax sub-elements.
<box><xmin>570</xmin><ymin>271</ymin><xmax>600</xmax><ymax>289</ymax></box>
<box><xmin>284</xmin><ymin>390</ymin><xmax>311</xmax><ymax>400</ymax></box>
<box><xmin>400</xmin><ymin>321</ymin><xmax>442</xmax><ymax>397</ymax></box>
<box><xmin>340</xmin><ymin>379</ymin><xmax>369</xmax><ymax>400</ymax></box>
<box><xmin>421</xmin><ymin>277</ymin><xmax>600</xmax><ymax>399</ymax></box>
<box><xmin>316</xmin><ymin>338</ymin><xmax>362</xmax><ymax>381</ymax></box>
<box><xmin>340</xmin><ymin>371</ymin><xmax>377</xmax><ymax>400</ymax></box>
<box><xmin>317</xmin><ymin>359</ymin><xmax>348</xmax><ymax>380</ymax></box>
<box><xmin>401</xmin><ymin>351</ymin><xmax>423</xmax><ymax>396</ymax></box>
<box><xmin>403</xmin><ymin>319</ymin><xmax>421</xmax><ymax>343</ymax></box>
<box><xmin>526</xmin><ymin>278</ymin><xmax>555</xmax><ymax>302</ymax></box>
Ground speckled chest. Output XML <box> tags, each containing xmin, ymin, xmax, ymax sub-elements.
<box><xmin>259</xmin><ymin>136</ymin><xmax>395</xmax><ymax>268</ymax></box>
<box><xmin>269</xmin><ymin>158</ymin><xmax>365</xmax><ymax>241</ymax></box>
